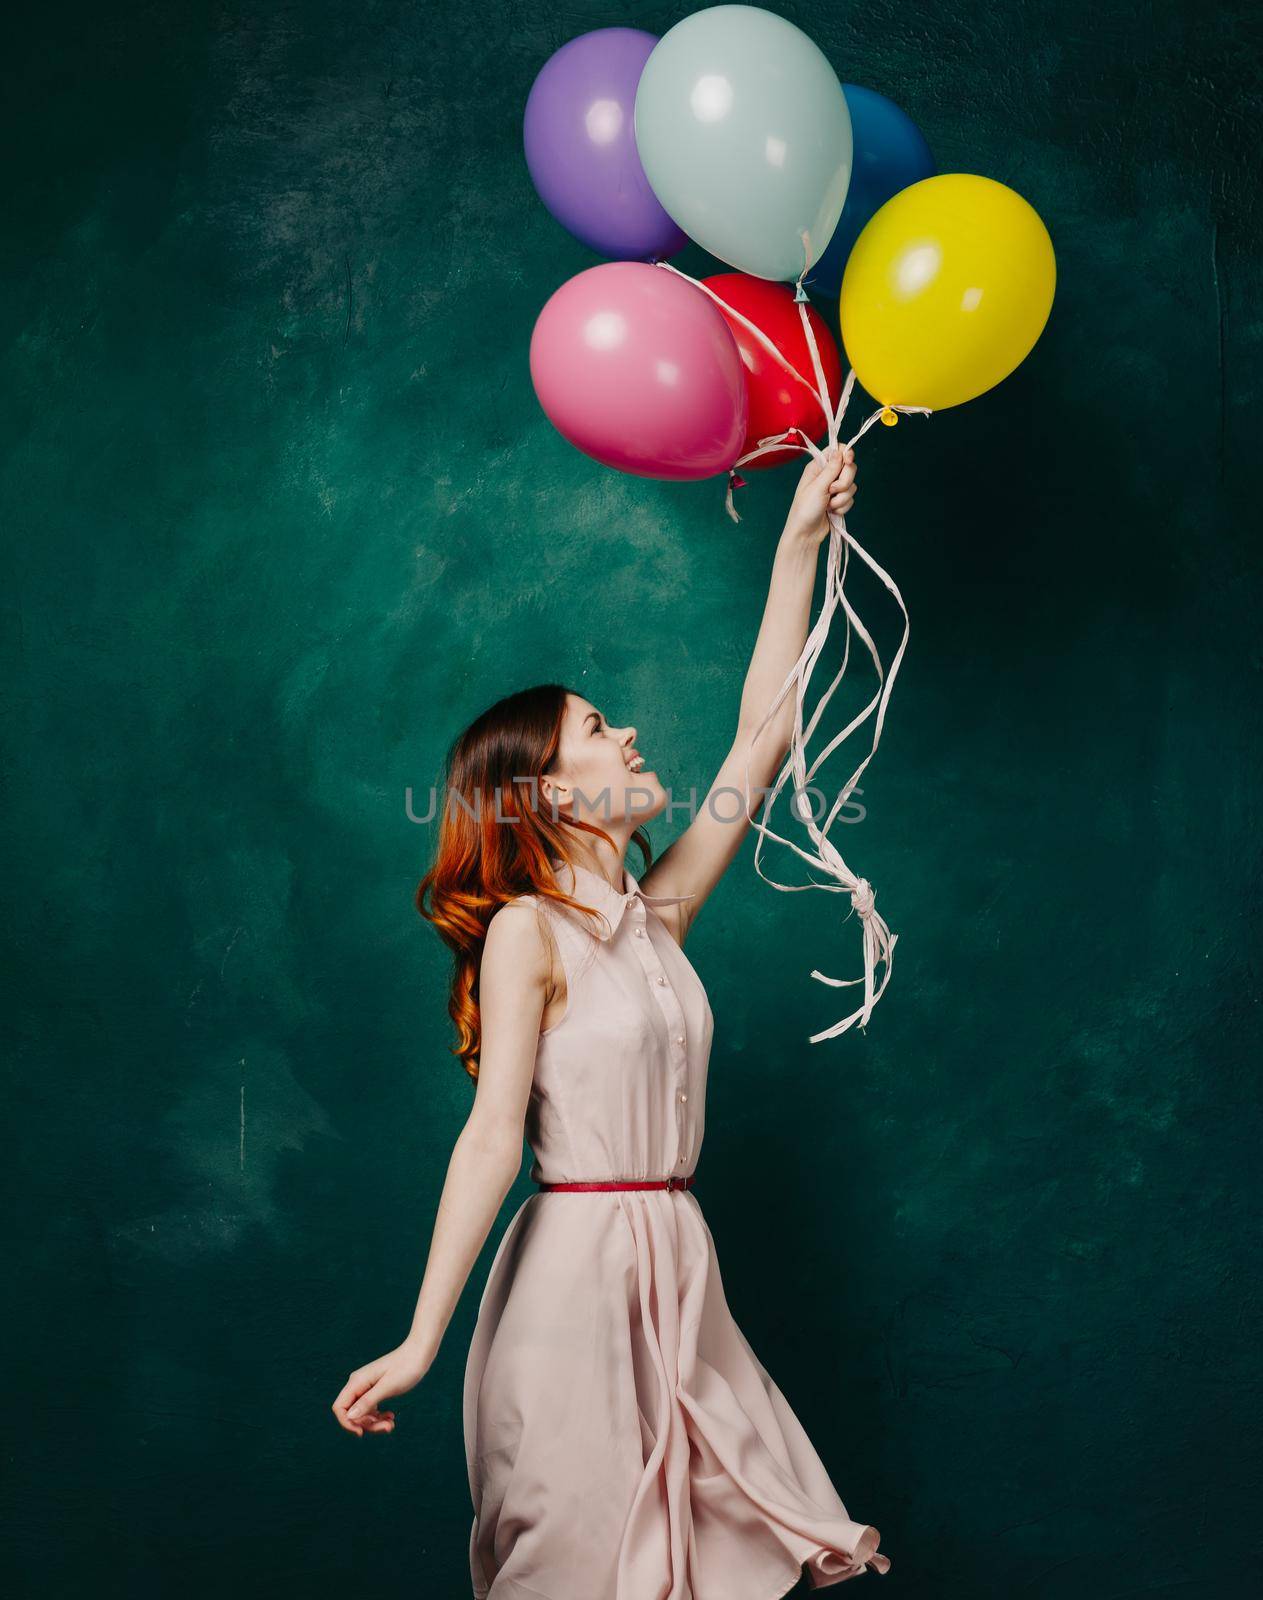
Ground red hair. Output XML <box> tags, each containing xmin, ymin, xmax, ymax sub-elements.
<box><xmin>416</xmin><ymin>682</ymin><xmax>654</xmax><ymax>1081</ymax></box>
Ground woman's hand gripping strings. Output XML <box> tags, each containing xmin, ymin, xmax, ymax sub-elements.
<box><xmin>782</xmin><ymin>442</ymin><xmax>857</xmax><ymax>546</ymax></box>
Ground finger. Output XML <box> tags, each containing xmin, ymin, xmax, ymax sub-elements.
<box><xmin>348</xmin><ymin>1379</ymin><xmax>393</xmax><ymax>1422</ymax></box>
<box><xmin>825</xmin><ymin>474</ymin><xmax>853</xmax><ymax>502</ymax></box>
<box><xmin>797</xmin><ymin>447</ymin><xmax>824</xmax><ymax>483</ymax></box>
<box><xmin>332</xmin><ymin>1372</ymin><xmax>368</xmax><ymax>1408</ymax></box>
<box><xmin>806</xmin><ymin>444</ymin><xmax>842</xmax><ymax>480</ymax></box>
<box><xmin>332</xmin><ymin>1372</ymin><xmax>377</xmax><ymax>1430</ymax></box>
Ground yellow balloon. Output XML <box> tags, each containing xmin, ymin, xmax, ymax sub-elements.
<box><xmin>838</xmin><ymin>173</ymin><xmax>1056</xmax><ymax>411</ymax></box>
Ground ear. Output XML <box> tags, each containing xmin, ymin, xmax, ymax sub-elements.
<box><xmin>539</xmin><ymin>772</ymin><xmax>570</xmax><ymax>809</ymax></box>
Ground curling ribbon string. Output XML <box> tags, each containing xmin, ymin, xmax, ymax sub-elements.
<box><xmin>652</xmin><ymin>246</ymin><xmax>931</xmax><ymax>1041</ymax></box>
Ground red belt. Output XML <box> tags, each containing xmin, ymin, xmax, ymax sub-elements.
<box><xmin>537</xmin><ymin>1175</ymin><xmax>696</xmax><ymax>1193</ymax></box>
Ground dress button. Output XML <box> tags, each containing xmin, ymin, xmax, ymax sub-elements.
<box><xmin>656</xmin><ymin>975</ymin><xmax>667</xmax><ymax>986</ymax></box>
<box><xmin>679</xmin><ymin>1091</ymin><xmax>688</xmax><ymax>1102</ymax></box>
<box><xmin>634</xmin><ymin>927</ymin><xmax>645</xmax><ymax>938</ymax></box>
<box><xmin>675</xmin><ymin>1034</ymin><xmax>685</xmax><ymax>1045</ymax></box>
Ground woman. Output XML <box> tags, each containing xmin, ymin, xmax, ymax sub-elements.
<box><xmin>332</xmin><ymin>442</ymin><xmax>891</xmax><ymax>1596</ymax></box>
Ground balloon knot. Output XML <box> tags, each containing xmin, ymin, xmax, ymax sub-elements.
<box><xmin>793</xmin><ymin>281</ymin><xmax>810</xmax><ymax>304</ymax></box>
<box><xmin>879</xmin><ymin>407</ymin><xmax>899</xmax><ymax>427</ymax></box>
<box><xmin>730</xmin><ymin>472</ymin><xmax>747</xmax><ymax>490</ymax></box>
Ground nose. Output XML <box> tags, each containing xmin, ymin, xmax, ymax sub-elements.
<box><xmin>621</xmin><ymin>726</ymin><xmax>637</xmax><ymax>747</ymax></box>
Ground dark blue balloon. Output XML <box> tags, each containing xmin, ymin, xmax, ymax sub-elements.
<box><xmin>805</xmin><ymin>85</ymin><xmax>936</xmax><ymax>300</ymax></box>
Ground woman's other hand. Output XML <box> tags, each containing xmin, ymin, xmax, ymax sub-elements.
<box><xmin>331</xmin><ymin>1338</ymin><xmax>433</xmax><ymax>1436</ymax></box>
<box><xmin>783</xmin><ymin>442</ymin><xmax>857</xmax><ymax>544</ymax></box>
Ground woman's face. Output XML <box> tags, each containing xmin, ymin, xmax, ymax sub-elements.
<box><xmin>540</xmin><ymin>693</ymin><xmax>665</xmax><ymax>828</ymax></box>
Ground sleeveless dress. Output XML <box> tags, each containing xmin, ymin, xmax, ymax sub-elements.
<box><xmin>463</xmin><ymin>859</ymin><xmax>891</xmax><ymax>1599</ymax></box>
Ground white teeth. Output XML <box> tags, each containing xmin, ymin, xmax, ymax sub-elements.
<box><xmin>628</xmin><ymin>755</ymin><xmax>645</xmax><ymax>772</ymax></box>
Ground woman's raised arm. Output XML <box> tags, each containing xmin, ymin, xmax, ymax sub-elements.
<box><xmin>639</xmin><ymin>443</ymin><xmax>855</xmax><ymax>940</ymax></box>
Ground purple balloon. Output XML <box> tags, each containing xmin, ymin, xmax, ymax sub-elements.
<box><xmin>523</xmin><ymin>28</ymin><xmax>689</xmax><ymax>261</ymax></box>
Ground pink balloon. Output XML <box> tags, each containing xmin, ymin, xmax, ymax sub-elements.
<box><xmin>529</xmin><ymin>262</ymin><xmax>748</xmax><ymax>480</ymax></box>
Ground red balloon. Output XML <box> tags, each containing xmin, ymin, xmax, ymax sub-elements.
<box><xmin>701</xmin><ymin>274</ymin><xmax>844</xmax><ymax>471</ymax></box>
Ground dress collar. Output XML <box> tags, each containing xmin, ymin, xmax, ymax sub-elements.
<box><xmin>552</xmin><ymin>858</ymin><xmax>696</xmax><ymax>942</ymax></box>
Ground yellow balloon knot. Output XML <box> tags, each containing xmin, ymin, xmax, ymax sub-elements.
<box><xmin>880</xmin><ymin>407</ymin><xmax>899</xmax><ymax>427</ymax></box>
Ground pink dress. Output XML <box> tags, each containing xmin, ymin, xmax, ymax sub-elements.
<box><xmin>463</xmin><ymin>858</ymin><xmax>891</xmax><ymax>1599</ymax></box>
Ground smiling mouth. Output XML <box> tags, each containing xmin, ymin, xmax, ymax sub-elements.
<box><xmin>627</xmin><ymin>752</ymin><xmax>647</xmax><ymax>773</ymax></box>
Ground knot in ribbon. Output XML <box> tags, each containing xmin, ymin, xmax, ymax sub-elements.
<box><xmin>850</xmin><ymin>878</ymin><xmax>876</xmax><ymax>919</ymax></box>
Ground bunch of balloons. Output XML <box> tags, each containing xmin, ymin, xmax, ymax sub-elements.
<box><xmin>523</xmin><ymin>5</ymin><xmax>1057</xmax><ymax>1040</ymax></box>
<box><xmin>526</xmin><ymin>7</ymin><xmax>1055</xmax><ymax>481</ymax></box>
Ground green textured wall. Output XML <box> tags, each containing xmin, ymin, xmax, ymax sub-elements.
<box><xmin>3</xmin><ymin>2</ymin><xmax>1259</xmax><ymax>1595</ymax></box>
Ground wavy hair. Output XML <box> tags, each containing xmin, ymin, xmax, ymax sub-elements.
<box><xmin>416</xmin><ymin>682</ymin><xmax>654</xmax><ymax>1080</ymax></box>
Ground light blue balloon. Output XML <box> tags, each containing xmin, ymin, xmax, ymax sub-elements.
<box><xmin>634</xmin><ymin>4</ymin><xmax>852</xmax><ymax>283</ymax></box>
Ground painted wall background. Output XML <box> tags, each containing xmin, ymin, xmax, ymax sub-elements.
<box><xmin>2</xmin><ymin>2</ymin><xmax>1259</xmax><ymax>1595</ymax></box>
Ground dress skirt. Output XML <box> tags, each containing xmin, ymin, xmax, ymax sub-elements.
<box><xmin>463</xmin><ymin>859</ymin><xmax>890</xmax><ymax>1598</ymax></box>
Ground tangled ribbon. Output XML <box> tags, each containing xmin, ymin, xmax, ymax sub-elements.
<box><xmin>654</xmin><ymin>244</ymin><xmax>932</xmax><ymax>1043</ymax></box>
